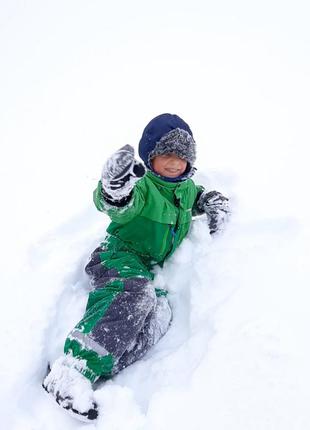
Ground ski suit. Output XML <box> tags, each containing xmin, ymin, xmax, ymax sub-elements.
<box><xmin>64</xmin><ymin>171</ymin><xmax>203</xmax><ymax>382</ymax></box>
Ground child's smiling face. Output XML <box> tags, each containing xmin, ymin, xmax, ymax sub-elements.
<box><xmin>152</xmin><ymin>153</ymin><xmax>187</xmax><ymax>178</ymax></box>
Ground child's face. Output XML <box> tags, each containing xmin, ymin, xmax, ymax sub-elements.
<box><xmin>152</xmin><ymin>154</ymin><xmax>187</xmax><ymax>178</ymax></box>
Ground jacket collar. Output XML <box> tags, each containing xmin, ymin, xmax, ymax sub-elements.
<box><xmin>146</xmin><ymin>171</ymin><xmax>190</xmax><ymax>189</ymax></box>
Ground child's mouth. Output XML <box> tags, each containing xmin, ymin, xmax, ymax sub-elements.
<box><xmin>165</xmin><ymin>168</ymin><xmax>180</xmax><ymax>174</ymax></box>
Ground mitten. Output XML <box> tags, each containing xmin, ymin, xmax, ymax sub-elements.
<box><xmin>101</xmin><ymin>144</ymin><xmax>145</xmax><ymax>203</ymax></box>
<box><xmin>197</xmin><ymin>190</ymin><xmax>230</xmax><ymax>234</ymax></box>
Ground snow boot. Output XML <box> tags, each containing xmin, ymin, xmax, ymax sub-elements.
<box><xmin>42</xmin><ymin>355</ymin><xmax>98</xmax><ymax>421</ymax></box>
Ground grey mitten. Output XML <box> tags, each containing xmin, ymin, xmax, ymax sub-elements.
<box><xmin>101</xmin><ymin>144</ymin><xmax>145</xmax><ymax>202</ymax></box>
<box><xmin>197</xmin><ymin>190</ymin><xmax>230</xmax><ymax>234</ymax></box>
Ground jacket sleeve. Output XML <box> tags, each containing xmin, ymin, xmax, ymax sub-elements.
<box><xmin>192</xmin><ymin>185</ymin><xmax>206</xmax><ymax>216</ymax></box>
<box><xmin>93</xmin><ymin>180</ymin><xmax>145</xmax><ymax>224</ymax></box>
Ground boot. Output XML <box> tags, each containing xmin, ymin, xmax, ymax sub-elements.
<box><xmin>42</xmin><ymin>355</ymin><xmax>98</xmax><ymax>421</ymax></box>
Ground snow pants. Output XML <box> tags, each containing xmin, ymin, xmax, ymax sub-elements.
<box><xmin>64</xmin><ymin>236</ymin><xmax>172</xmax><ymax>383</ymax></box>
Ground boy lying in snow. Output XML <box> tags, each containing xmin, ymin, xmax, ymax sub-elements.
<box><xmin>42</xmin><ymin>113</ymin><xmax>230</xmax><ymax>421</ymax></box>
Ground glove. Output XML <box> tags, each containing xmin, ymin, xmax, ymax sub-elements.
<box><xmin>101</xmin><ymin>144</ymin><xmax>145</xmax><ymax>202</ymax></box>
<box><xmin>197</xmin><ymin>190</ymin><xmax>230</xmax><ymax>234</ymax></box>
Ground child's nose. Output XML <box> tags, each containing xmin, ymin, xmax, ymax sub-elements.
<box><xmin>169</xmin><ymin>155</ymin><xmax>181</xmax><ymax>164</ymax></box>
<box><xmin>169</xmin><ymin>160</ymin><xmax>178</xmax><ymax>168</ymax></box>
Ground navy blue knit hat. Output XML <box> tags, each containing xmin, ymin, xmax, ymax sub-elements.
<box><xmin>138</xmin><ymin>113</ymin><xmax>196</xmax><ymax>180</ymax></box>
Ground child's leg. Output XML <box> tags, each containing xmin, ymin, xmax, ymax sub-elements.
<box><xmin>63</xmin><ymin>240</ymin><xmax>162</xmax><ymax>383</ymax></box>
<box><xmin>43</xmin><ymin>239</ymin><xmax>172</xmax><ymax>419</ymax></box>
<box><xmin>114</xmin><ymin>295</ymin><xmax>172</xmax><ymax>375</ymax></box>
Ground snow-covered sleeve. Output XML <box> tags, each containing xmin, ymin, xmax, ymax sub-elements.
<box><xmin>93</xmin><ymin>180</ymin><xmax>145</xmax><ymax>224</ymax></box>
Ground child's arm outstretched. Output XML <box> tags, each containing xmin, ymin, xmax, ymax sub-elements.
<box><xmin>93</xmin><ymin>145</ymin><xmax>146</xmax><ymax>223</ymax></box>
<box><xmin>193</xmin><ymin>188</ymin><xmax>231</xmax><ymax>234</ymax></box>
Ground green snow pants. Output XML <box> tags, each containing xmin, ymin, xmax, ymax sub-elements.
<box><xmin>64</xmin><ymin>236</ymin><xmax>172</xmax><ymax>382</ymax></box>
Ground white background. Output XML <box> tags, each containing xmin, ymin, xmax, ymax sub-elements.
<box><xmin>1</xmin><ymin>1</ymin><xmax>310</xmax><ymax>429</ymax></box>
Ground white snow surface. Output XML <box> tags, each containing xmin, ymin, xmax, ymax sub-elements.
<box><xmin>1</xmin><ymin>1</ymin><xmax>310</xmax><ymax>429</ymax></box>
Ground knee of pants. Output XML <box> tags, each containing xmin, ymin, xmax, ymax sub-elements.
<box><xmin>142</xmin><ymin>282</ymin><xmax>157</xmax><ymax>305</ymax></box>
<box><xmin>158</xmin><ymin>297</ymin><xmax>172</xmax><ymax>327</ymax></box>
<box><xmin>150</xmin><ymin>297</ymin><xmax>173</xmax><ymax>345</ymax></box>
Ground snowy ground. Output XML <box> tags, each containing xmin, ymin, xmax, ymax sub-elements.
<box><xmin>1</xmin><ymin>1</ymin><xmax>310</xmax><ymax>429</ymax></box>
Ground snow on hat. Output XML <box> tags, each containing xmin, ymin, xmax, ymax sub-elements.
<box><xmin>138</xmin><ymin>113</ymin><xmax>196</xmax><ymax>174</ymax></box>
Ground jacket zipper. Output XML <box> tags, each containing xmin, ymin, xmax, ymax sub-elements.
<box><xmin>168</xmin><ymin>196</ymin><xmax>181</xmax><ymax>256</ymax></box>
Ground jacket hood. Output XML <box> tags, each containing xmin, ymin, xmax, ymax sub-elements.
<box><xmin>138</xmin><ymin>113</ymin><xmax>196</xmax><ymax>182</ymax></box>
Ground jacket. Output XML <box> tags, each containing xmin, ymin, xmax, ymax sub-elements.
<box><xmin>93</xmin><ymin>171</ymin><xmax>204</xmax><ymax>265</ymax></box>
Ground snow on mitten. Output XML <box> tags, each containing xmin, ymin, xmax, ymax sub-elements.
<box><xmin>101</xmin><ymin>144</ymin><xmax>145</xmax><ymax>203</ymax></box>
<box><xmin>197</xmin><ymin>190</ymin><xmax>230</xmax><ymax>234</ymax></box>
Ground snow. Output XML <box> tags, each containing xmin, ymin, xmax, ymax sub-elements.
<box><xmin>42</xmin><ymin>355</ymin><xmax>97</xmax><ymax>416</ymax></box>
<box><xmin>1</xmin><ymin>0</ymin><xmax>310</xmax><ymax>429</ymax></box>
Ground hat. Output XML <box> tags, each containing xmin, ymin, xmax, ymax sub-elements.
<box><xmin>138</xmin><ymin>114</ymin><xmax>196</xmax><ymax>179</ymax></box>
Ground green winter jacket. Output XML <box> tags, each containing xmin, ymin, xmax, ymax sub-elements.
<box><xmin>93</xmin><ymin>171</ymin><xmax>204</xmax><ymax>265</ymax></box>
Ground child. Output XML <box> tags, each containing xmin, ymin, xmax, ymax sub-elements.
<box><xmin>42</xmin><ymin>113</ymin><xmax>230</xmax><ymax>421</ymax></box>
